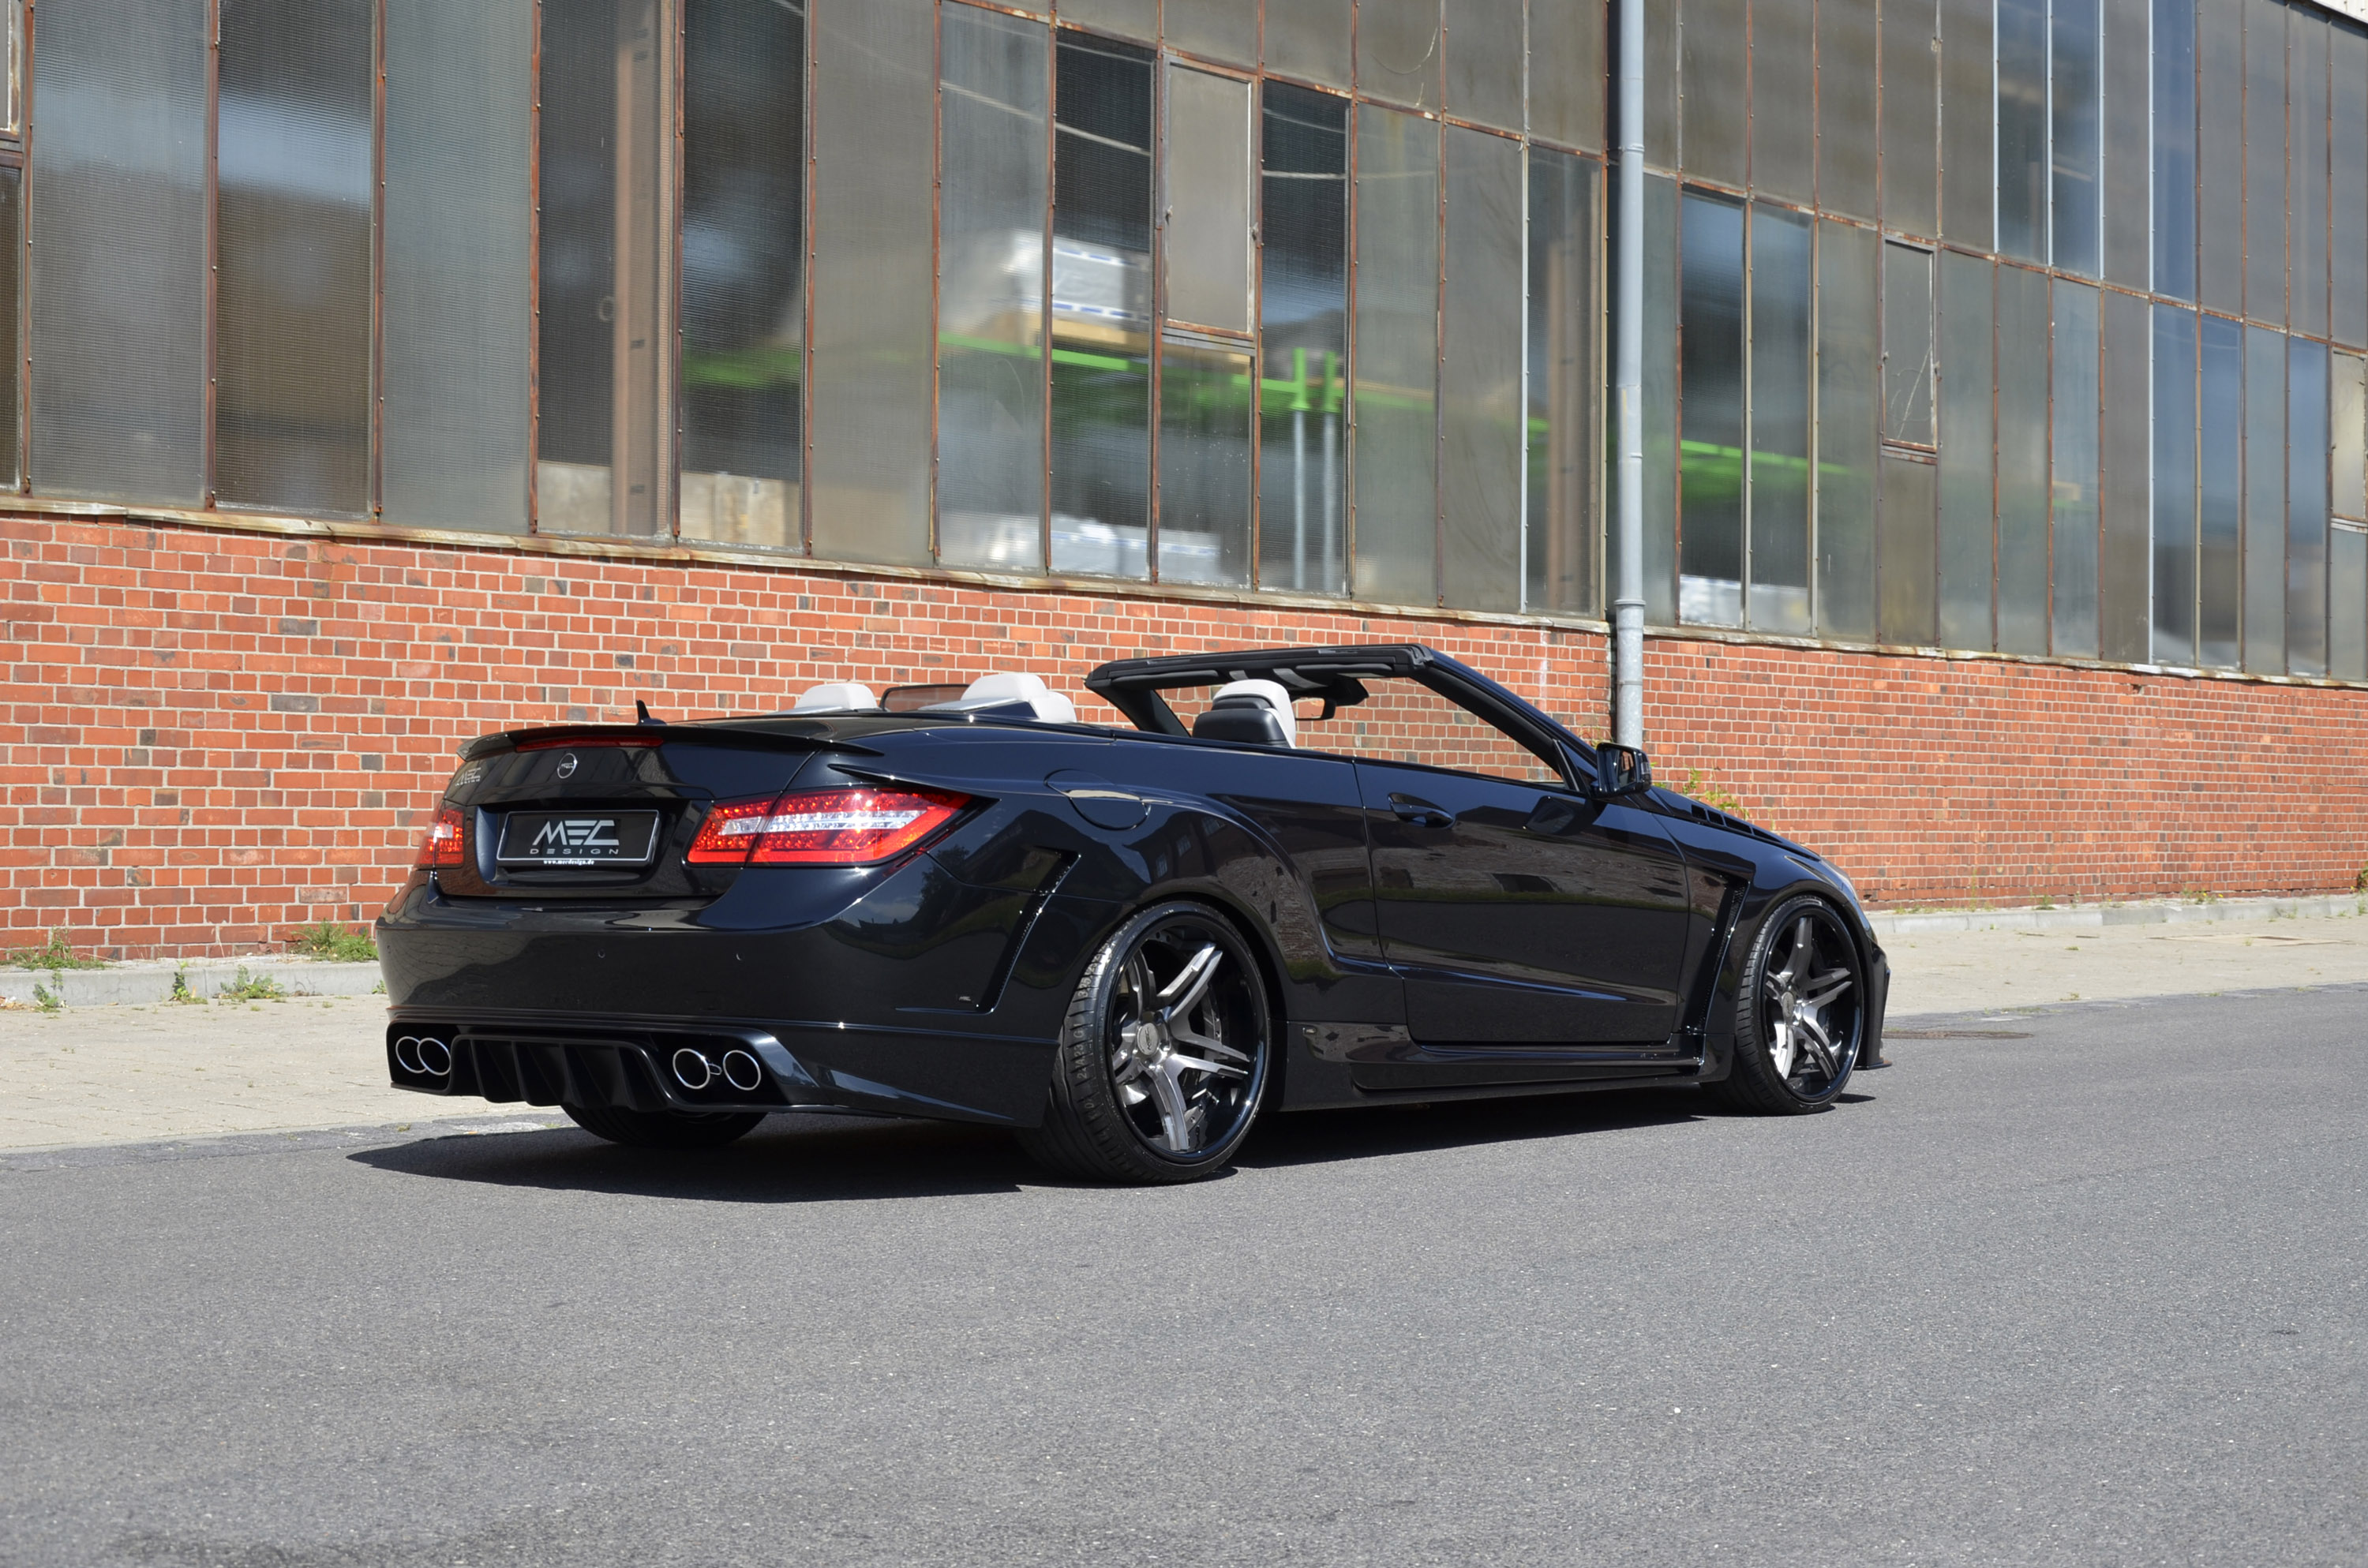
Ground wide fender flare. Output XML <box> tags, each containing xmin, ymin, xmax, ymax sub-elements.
<box><xmin>1705</xmin><ymin>874</ymin><xmax>1884</xmax><ymax>1068</ymax></box>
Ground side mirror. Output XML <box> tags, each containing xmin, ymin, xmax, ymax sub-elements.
<box><xmin>1591</xmin><ymin>742</ymin><xmax>1653</xmax><ymax>800</ymax></box>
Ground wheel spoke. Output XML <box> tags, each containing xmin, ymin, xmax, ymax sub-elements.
<box><xmin>1768</xmin><ymin>1019</ymin><xmax>1796</xmax><ymax>1079</ymax></box>
<box><xmin>1169</xmin><ymin>1022</ymin><xmax>1250</xmax><ymax>1065</ymax></box>
<box><xmin>1155</xmin><ymin>943</ymin><xmax>1223</xmax><ymax>1018</ymax></box>
<box><xmin>1799</xmin><ymin>969</ymin><xmax>1854</xmax><ymax>1009</ymax></box>
<box><xmin>1145</xmin><ymin>1063</ymin><xmax>1196</xmax><ymax>1152</ymax></box>
<box><xmin>1794</xmin><ymin>1012</ymin><xmax>1839</xmax><ymax>1076</ymax></box>
<box><xmin>1163</xmin><ymin>1053</ymin><xmax>1246</xmax><ymax>1079</ymax></box>
<box><xmin>1122</xmin><ymin>954</ymin><xmax>1156</xmax><ymax>1025</ymax></box>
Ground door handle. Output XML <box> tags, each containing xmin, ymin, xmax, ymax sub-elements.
<box><xmin>1388</xmin><ymin>795</ymin><xmax>1453</xmax><ymax>829</ymax></box>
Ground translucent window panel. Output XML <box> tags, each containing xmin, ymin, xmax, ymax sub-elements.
<box><xmin>1050</xmin><ymin>36</ymin><xmax>1155</xmax><ymax>578</ymax></box>
<box><xmin>2153</xmin><ymin>0</ymin><xmax>2198</xmax><ymax>302</ymax></box>
<box><xmin>2099</xmin><ymin>0</ymin><xmax>2149</xmax><ymax>290</ymax></box>
<box><xmin>1058</xmin><ymin>0</ymin><xmax>1153</xmax><ymax>43</ymax></box>
<box><xmin>1608</xmin><ymin>166</ymin><xmax>1679</xmax><ymax>624</ymax></box>
<box><xmin>1361</xmin><ymin>0</ymin><xmax>1443</xmax><ymax>112</ymax></box>
<box><xmin>1531</xmin><ymin>0</ymin><xmax>1605</xmax><ymax>153</ymax></box>
<box><xmin>2198</xmin><ymin>314</ymin><xmax>2245</xmax><ymax>666</ymax></box>
<box><xmin>1163</xmin><ymin>0</ymin><xmax>1257</xmax><ymax>67</ymax></box>
<box><xmin>540</xmin><ymin>0</ymin><xmax>673</xmax><ymax>537</ymax></box>
<box><xmin>1351</xmin><ymin>106</ymin><xmax>1441</xmax><ymax>607</ymax></box>
<box><xmin>1157</xmin><ymin>342</ymin><xmax>1254</xmax><ymax>584</ymax></box>
<box><xmin>2241</xmin><ymin>324</ymin><xmax>2286</xmax><ymax>671</ymax></box>
<box><xmin>0</xmin><ymin>170</ymin><xmax>19</xmax><ymax>485</ymax></box>
<box><xmin>1817</xmin><ymin>219</ymin><xmax>1880</xmax><ymax>642</ymax></box>
<box><xmin>2332</xmin><ymin>526</ymin><xmax>2368</xmax><ymax>681</ymax></box>
<box><xmin>381</xmin><ymin>0</ymin><xmax>531</xmax><ymax>533</ymax></box>
<box><xmin>28</xmin><ymin>0</ymin><xmax>208</xmax><ymax>504</ymax></box>
<box><xmin>1683</xmin><ymin>0</ymin><xmax>1747</xmax><ymax>190</ymax></box>
<box><xmin>1440</xmin><ymin>126</ymin><xmax>1523</xmax><ymax>612</ymax></box>
<box><xmin>1879</xmin><ymin>454</ymin><xmax>1939</xmax><ymax>646</ymax></box>
<box><xmin>1678</xmin><ymin>192</ymin><xmax>1744</xmax><ymax>627</ymax></box>
<box><xmin>1749</xmin><ymin>206</ymin><xmax>1813</xmax><ymax>635</ymax></box>
<box><xmin>1267</xmin><ymin>0</ymin><xmax>1352</xmax><ymax>89</ymax></box>
<box><xmin>2333</xmin><ymin>25</ymin><xmax>2368</xmax><ymax>350</ymax></box>
<box><xmin>1166</xmin><ymin>69</ymin><xmax>1254</xmax><ymax>335</ymax></box>
<box><xmin>1881</xmin><ymin>0</ymin><xmax>1939</xmax><ymax>239</ymax></box>
<box><xmin>2196</xmin><ymin>0</ymin><xmax>2243</xmax><ymax>315</ymax></box>
<box><xmin>2242</xmin><ymin>0</ymin><xmax>2285</xmax><ymax>326</ymax></box>
<box><xmin>1883</xmin><ymin>245</ymin><xmax>1935</xmax><ymax>448</ymax></box>
<box><xmin>2287</xmin><ymin>337</ymin><xmax>2330</xmax><ymax>676</ymax></box>
<box><xmin>1526</xmin><ymin>149</ymin><xmax>1598</xmax><ymax>616</ymax></box>
<box><xmin>1995</xmin><ymin>0</ymin><xmax>2049</xmax><ymax>264</ymax></box>
<box><xmin>2151</xmin><ymin>305</ymin><xmax>2198</xmax><ymax>664</ymax></box>
<box><xmin>215</xmin><ymin>0</ymin><xmax>373</xmax><ymax>518</ymax></box>
<box><xmin>1995</xmin><ymin>264</ymin><xmax>2052</xmax><ymax>653</ymax></box>
<box><xmin>2335</xmin><ymin>351</ymin><xmax>2368</xmax><ymax>522</ymax></box>
<box><xmin>2096</xmin><ymin>288</ymin><xmax>2153</xmax><ymax>664</ymax></box>
<box><xmin>809</xmin><ymin>0</ymin><xmax>935</xmax><ymax>565</ymax></box>
<box><xmin>2051</xmin><ymin>0</ymin><xmax>2101</xmax><ymax>277</ymax></box>
<box><xmin>1939</xmin><ymin>0</ymin><xmax>1993</xmax><ymax>249</ymax></box>
<box><xmin>681</xmin><ymin>0</ymin><xmax>807</xmax><ymax>552</ymax></box>
<box><xmin>1259</xmin><ymin>83</ymin><xmax>1349</xmax><ymax>597</ymax></box>
<box><xmin>937</xmin><ymin>3</ymin><xmax>1048</xmax><ymax>574</ymax></box>
<box><xmin>1444</xmin><ymin>0</ymin><xmax>1523</xmax><ymax>134</ymax></box>
<box><xmin>2051</xmin><ymin>280</ymin><xmax>2100</xmax><ymax>657</ymax></box>
<box><xmin>1646</xmin><ymin>0</ymin><xmax>1679</xmax><ymax>170</ymax></box>
<box><xmin>1936</xmin><ymin>250</ymin><xmax>1995</xmax><ymax>651</ymax></box>
<box><xmin>1</xmin><ymin>0</ymin><xmax>20</xmax><ymax>135</ymax></box>
<box><xmin>1752</xmin><ymin>0</ymin><xmax>1815</xmax><ymax>206</ymax></box>
<box><xmin>2287</xmin><ymin>17</ymin><xmax>2330</xmax><ymax>341</ymax></box>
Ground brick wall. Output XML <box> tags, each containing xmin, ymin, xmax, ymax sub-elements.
<box><xmin>6</xmin><ymin>510</ymin><xmax>2365</xmax><ymax>960</ymax></box>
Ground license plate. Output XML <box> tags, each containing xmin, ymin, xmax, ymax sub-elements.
<box><xmin>496</xmin><ymin>810</ymin><xmax>662</xmax><ymax>867</ymax></box>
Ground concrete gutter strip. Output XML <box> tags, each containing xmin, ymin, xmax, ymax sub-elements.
<box><xmin>0</xmin><ymin>959</ymin><xmax>384</xmax><ymax>1008</ymax></box>
<box><xmin>1867</xmin><ymin>892</ymin><xmax>2366</xmax><ymax>937</ymax></box>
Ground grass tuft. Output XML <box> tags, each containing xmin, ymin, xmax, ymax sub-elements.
<box><xmin>216</xmin><ymin>967</ymin><xmax>287</xmax><ymax>1003</ymax></box>
<box><xmin>6</xmin><ymin>929</ymin><xmax>108</xmax><ymax>971</ymax></box>
<box><xmin>286</xmin><ymin>922</ymin><xmax>379</xmax><ymax>964</ymax></box>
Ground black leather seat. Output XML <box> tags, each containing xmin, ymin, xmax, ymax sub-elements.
<box><xmin>1192</xmin><ymin>698</ymin><xmax>1291</xmax><ymax>747</ymax></box>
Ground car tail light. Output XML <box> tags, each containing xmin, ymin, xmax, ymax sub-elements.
<box><xmin>414</xmin><ymin>806</ymin><xmax>466</xmax><ymax>870</ymax></box>
<box><xmin>688</xmin><ymin>787</ymin><xmax>969</xmax><ymax>868</ymax></box>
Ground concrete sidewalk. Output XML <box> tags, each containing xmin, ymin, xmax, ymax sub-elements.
<box><xmin>5</xmin><ymin>906</ymin><xmax>2366</xmax><ymax>1154</ymax></box>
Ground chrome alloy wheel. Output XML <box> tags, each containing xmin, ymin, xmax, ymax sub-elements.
<box><xmin>1105</xmin><ymin>920</ymin><xmax>1263</xmax><ymax>1158</ymax></box>
<box><xmin>1759</xmin><ymin>905</ymin><xmax>1863</xmax><ymax>1095</ymax></box>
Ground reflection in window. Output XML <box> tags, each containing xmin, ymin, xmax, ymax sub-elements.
<box><xmin>1817</xmin><ymin>218</ymin><xmax>1880</xmax><ymax>641</ymax></box>
<box><xmin>1159</xmin><ymin>66</ymin><xmax>1256</xmax><ymax>586</ymax></box>
<box><xmin>1996</xmin><ymin>0</ymin><xmax>2050</xmax><ymax>262</ymax></box>
<box><xmin>1751</xmin><ymin>206</ymin><xmax>1813</xmax><ymax>634</ymax></box>
<box><xmin>2051</xmin><ymin>281</ymin><xmax>2099</xmax><ymax>657</ymax></box>
<box><xmin>1679</xmin><ymin>192</ymin><xmax>1744</xmax><ymax>627</ymax></box>
<box><xmin>1526</xmin><ymin>148</ymin><xmax>1596</xmax><ymax>616</ymax></box>
<box><xmin>1351</xmin><ymin>106</ymin><xmax>1439</xmax><ymax>607</ymax></box>
<box><xmin>2287</xmin><ymin>339</ymin><xmax>2329</xmax><ymax>676</ymax></box>
<box><xmin>1258</xmin><ymin>83</ymin><xmax>1348</xmax><ymax>596</ymax></box>
<box><xmin>1883</xmin><ymin>243</ymin><xmax>1935</xmax><ymax>447</ymax></box>
<box><xmin>2198</xmin><ymin>315</ymin><xmax>2244</xmax><ymax>668</ymax></box>
<box><xmin>1050</xmin><ymin>36</ymin><xmax>1153</xmax><ymax>578</ymax></box>
<box><xmin>0</xmin><ymin>169</ymin><xmax>17</xmax><ymax>485</ymax></box>
<box><xmin>1439</xmin><ymin>125</ymin><xmax>1523</xmax><ymax>612</ymax></box>
<box><xmin>1</xmin><ymin>0</ymin><xmax>20</xmax><ymax>136</ymax></box>
<box><xmin>2242</xmin><ymin>324</ymin><xmax>2286</xmax><ymax>672</ymax></box>
<box><xmin>2153</xmin><ymin>0</ymin><xmax>2197</xmax><ymax>301</ymax></box>
<box><xmin>2050</xmin><ymin>0</ymin><xmax>2101</xmax><ymax>277</ymax></box>
<box><xmin>1995</xmin><ymin>264</ymin><xmax>2052</xmax><ymax>653</ymax></box>
<box><xmin>680</xmin><ymin>0</ymin><xmax>805</xmax><ymax>551</ymax></box>
<box><xmin>2333</xmin><ymin>353</ymin><xmax>2368</xmax><ymax>672</ymax></box>
<box><xmin>2152</xmin><ymin>305</ymin><xmax>2198</xmax><ymax>665</ymax></box>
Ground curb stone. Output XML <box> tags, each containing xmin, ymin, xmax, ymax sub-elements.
<box><xmin>0</xmin><ymin>959</ymin><xmax>383</xmax><ymax>1009</ymax></box>
<box><xmin>1868</xmin><ymin>892</ymin><xmax>2366</xmax><ymax>937</ymax></box>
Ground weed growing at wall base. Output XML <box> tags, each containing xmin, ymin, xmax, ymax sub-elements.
<box><xmin>6</xmin><ymin>930</ymin><xmax>107</xmax><ymax>971</ymax></box>
<box><xmin>287</xmin><ymin>922</ymin><xmax>379</xmax><ymax>963</ymax></box>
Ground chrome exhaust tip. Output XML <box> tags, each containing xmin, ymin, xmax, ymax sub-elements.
<box><xmin>415</xmin><ymin>1037</ymin><xmax>452</xmax><ymax>1076</ymax></box>
<box><xmin>720</xmin><ymin>1049</ymin><xmax>763</xmax><ymax>1094</ymax></box>
<box><xmin>671</xmin><ymin>1048</ymin><xmax>714</xmax><ymax>1091</ymax></box>
<box><xmin>393</xmin><ymin>1035</ymin><xmax>424</xmax><ymax>1074</ymax></box>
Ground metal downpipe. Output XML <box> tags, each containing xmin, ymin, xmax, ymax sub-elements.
<box><xmin>1613</xmin><ymin>0</ymin><xmax>1647</xmax><ymax>750</ymax></box>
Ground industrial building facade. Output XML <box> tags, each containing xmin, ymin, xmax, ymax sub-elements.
<box><xmin>5</xmin><ymin>0</ymin><xmax>2366</xmax><ymax>956</ymax></box>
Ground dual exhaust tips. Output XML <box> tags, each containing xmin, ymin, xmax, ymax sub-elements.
<box><xmin>393</xmin><ymin>1035</ymin><xmax>452</xmax><ymax>1076</ymax></box>
<box><xmin>673</xmin><ymin>1047</ymin><xmax>764</xmax><ymax>1095</ymax></box>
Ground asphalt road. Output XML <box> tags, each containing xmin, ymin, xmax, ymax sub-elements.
<box><xmin>3</xmin><ymin>988</ymin><xmax>2363</xmax><ymax>1567</ymax></box>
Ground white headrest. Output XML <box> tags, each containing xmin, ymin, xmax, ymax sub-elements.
<box><xmin>960</xmin><ymin>671</ymin><xmax>1077</xmax><ymax>724</ymax></box>
<box><xmin>1209</xmin><ymin>679</ymin><xmax>1296</xmax><ymax>747</ymax></box>
<box><xmin>792</xmin><ymin>681</ymin><xmax>878</xmax><ymax>713</ymax></box>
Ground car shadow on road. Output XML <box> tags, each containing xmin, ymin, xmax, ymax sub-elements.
<box><xmin>1238</xmin><ymin>1087</ymin><xmax>1707</xmax><ymax>1169</ymax></box>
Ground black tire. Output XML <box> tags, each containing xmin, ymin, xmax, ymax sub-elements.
<box><xmin>1017</xmin><ymin>902</ymin><xmax>1274</xmax><ymax>1184</ymax></box>
<box><xmin>561</xmin><ymin>1102</ymin><xmax>766</xmax><ymax>1150</ymax></box>
<box><xmin>1710</xmin><ymin>894</ymin><xmax>1865</xmax><ymax>1114</ymax></box>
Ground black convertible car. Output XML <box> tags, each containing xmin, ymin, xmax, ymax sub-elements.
<box><xmin>380</xmin><ymin>643</ymin><xmax>1887</xmax><ymax>1182</ymax></box>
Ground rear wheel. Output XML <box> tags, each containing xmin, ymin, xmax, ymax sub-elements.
<box><xmin>1018</xmin><ymin>903</ymin><xmax>1273</xmax><ymax>1184</ymax></box>
<box><xmin>561</xmin><ymin>1102</ymin><xmax>766</xmax><ymax>1150</ymax></box>
<box><xmin>1710</xmin><ymin>895</ymin><xmax>1864</xmax><ymax>1114</ymax></box>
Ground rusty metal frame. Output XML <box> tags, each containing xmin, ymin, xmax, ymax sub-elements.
<box><xmin>201</xmin><ymin>0</ymin><xmax>219</xmax><ymax>509</ymax></box>
<box><xmin>12</xmin><ymin>0</ymin><xmax>30</xmax><ymax>492</ymax></box>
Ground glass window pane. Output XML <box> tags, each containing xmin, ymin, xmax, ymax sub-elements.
<box><xmin>1995</xmin><ymin>0</ymin><xmax>2049</xmax><ymax>263</ymax></box>
<box><xmin>2051</xmin><ymin>280</ymin><xmax>2100</xmax><ymax>657</ymax></box>
<box><xmin>1444</xmin><ymin>0</ymin><xmax>1523</xmax><ymax>133</ymax></box>
<box><xmin>1879</xmin><ymin>453</ymin><xmax>1938</xmax><ymax>645</ymax></box>
<box><xmin>1259</xmin><ymin>82</ymin><xmax>1350</xmax><ymax>597</ymax></box>
<box><xmin>2287</xmin><ymin>16</ymin><xmax>2330</xmax><ymax>339</ymax></box>
<box><xmin>2051</xmin><ymin>0</ymin><xmax>2100</xmax><ymax>276</ymax></box>
<box><xmin>1883</xmin><ymin>244</ymin><xmax>1935</xmax><ymax>447</ymax></box>
<box><xmin>1609</xmin><ymin>167</ymin><xmax>1679</xmax><ymax>624</ymax></box>
<box><xmin>1526</xmin><ymin>148</ymin><xmax>1597</xmax><ymax>615</ymax></box>
<box><xmin>1050</xmin><ymin>35</ymin><xmax>1154</xmax><ymax>578</ymax></box>
<box><xmin>1881</xmin><ymin>0</ymin><xmax>1939</xmax><ymax>238</ymax></box>
<box><xmin>1163</xmin><ymin>0</ymin><xmax>1257</xmax><ymax>67</ymax></box>
<box><xmin>1165</xmin><ymin>69</ymin><xmax>1253</xmax><ymax>335</ymax></box>
<box><xmin>1683</xmin><ymin>0</ymin><xmax>1746</xmax><ymax>189</ymax></box>
<box><xmin>2098</xmin><ymin>288</ymin><xmax>2151</xmax><ymax>662</ymax></box>
<box><xmin>1939</xmin><ymin>0</ymin><xmax>1993</xmax><ymax>249</ymax></box>
<box><xmin>2151</xmin><ymin>305</ymin><xmax>2198</xmax><ymax>664</ymax></box>
<box><xmin>1531</xmin><ymin>0</ymin><xmax>1605</xmax><ymax>152</ymax></box>
<box><xmin>2335</xmin><ymin>350</ymin><xmax>2367</xmax><ymax>522</ymax></box>
<box><xmin>2243</xmin><ymin>0</ymin><xmax>2285</xmax><ymax>325</ymax></box>
<box><xmin>1995</xmin><ymin>263</ymin><xmax>2052</xmax><ymax>653</ymax></box>
<box><xmin>1937</xmin><ymin>250</ymin><xmax>1995</xmax><ymax>650</ymax></box>
<box><xmin>2334</xmin><ymin>24</ymin><xmax>2368</xmax><ymax>349</ymax></box>
<box><xmin>2242</xmin><ymin>324</ymin><xmax>2286</xmax><ymax>671</ymax></box>
<box><xmin>2100</xmin><ymin>0</ymin><xmax>2149</xmax><ymax>288</ymax></box>
<box><xmin>1351</xmin><ymin>105</ymin><xmax>1440</xmax><ymax>606</ymax></box>
<box><xmin>936</xmin><ymin>2</ymin><xmax>1047</xmax><ymax>573</ymax></box>
<box><xmin>2287</xmin><ymin>336</ymin><xmax>2330</xmax><ymax>676</ymax></box>
<box><xmin>1750</xmin><ymin>205</ymin><xmax>1812</xmax><ymax>634</ymax></box>
<box><xmin>1058</xmin><ymin>0</ymin><xmax>1153</xmax><ymax>43</ymax></box>
<box><xmin>2153</xmin><ymin>0</ymin><xmax>2197</xmax><ymax>301</ymax></box>
<box><xmin>1158</xmin><ymin>342</ymin><xmax>1253</xmax><ymax>583</ymax></box>
<box><xmin>0</xmin><ymin>169</ymin><xmax>16</xmax><ymax>485</ymax></box>
<box><xmin>1267</xmin><ymin>0</ymin><xmax>1352</xmax><ymax>90</ymax></box>
<box><xmin>215</xmin><ymin>0</ymin><xmax>373</xmax><ymax>518</ymax></box>
<box><xmin>2332</xmin><ymin>526</ymin><xmax>2368</xmax><ymax>681</ymax></box>
<box><xmin>2197</xmin><ymin>0</ymin><xmax>2243</xmax><ymax>313</ymax></box>
<box><xmin>1753</xmin><ymin>0</ymin><xmax>1815</xmax><ymax>205</ymax></box>
<box><xmin>1439</xmin><ymin>127</ymin><xmax>1523</xmax><ymax>611</ymax></box>
<box><xmin>1817</xmin><ymin>219</ymin><xmax>1880</xmax><ymax>640</ymax></box>
<box><xmin>1679</xmin><ymin>191</ymin><xmax>1744</xmax><ymax>627</ymax></box>
<box><xmin>28</xmin><ymin>0</ymin><xmax>207</xmax><ymax>504</ymax></box>
<box><xmin>2199</xmin><ymin>314</ymin><xmax>2244</xmax><ymax>666</ymax></box>
<box><xmin>1360</xmin><ymin>0</ymin><xmax>1442</xmax><ymax>112</ymax></box>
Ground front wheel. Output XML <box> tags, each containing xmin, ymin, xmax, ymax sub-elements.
<box><xmin>562</xmin><ymin>1102</ymin><xmax>766</xmax><ymax>1149</ymax></box>
<box><xmin>1018</xmin><ymin>903</ymin><xmax>1274</xmax><ymax>1184</ymax></box>
<box><xmin>1710</xmin><ymin>895</ymin><xmax>1865</xmax><ymax>1114</ymax></box>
